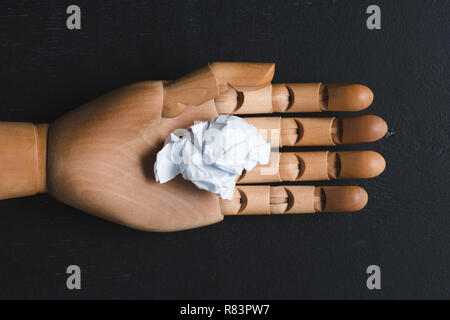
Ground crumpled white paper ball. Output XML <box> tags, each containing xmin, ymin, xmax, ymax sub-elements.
<box><xmin>154</xmin><ymin>115</ymin><xmax>271</xmax><ymax>199</ymax></box>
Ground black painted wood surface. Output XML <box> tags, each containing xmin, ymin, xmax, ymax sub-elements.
<box><xmin>0</xmin><ymin>0</ymin><xmax>449</xmax><ymax>299</ymax></box>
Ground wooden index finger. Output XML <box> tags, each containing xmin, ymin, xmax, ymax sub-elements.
<box><xmin>215</xmin><ymin>83</ymin><xmax>374</xmax><ymax>114</ymax></box>
<box><xmin>220</xmin><ymin>185</ymin><xmax>368</xmax><ymax>215</ymax></box>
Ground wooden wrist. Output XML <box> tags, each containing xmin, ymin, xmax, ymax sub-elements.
<box><xmin>0</xmin><ymin>122</ymin><xmax>48</xmax><ymax>200</ymax></box>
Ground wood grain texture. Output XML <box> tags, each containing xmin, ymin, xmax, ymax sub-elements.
<box><xmin>43</xmin><ymin>62</ymin><xmax>274</xmax><ymax>231</ymax></box>
<box><xmin>47</xmin><ymin>82</ymin><xmax>222</xmax><ymax>232</ymax></box>
<box><xmin>0</xmin><ymin>122</ymin><xmax>47</xmax><ymax>199</ymax></box>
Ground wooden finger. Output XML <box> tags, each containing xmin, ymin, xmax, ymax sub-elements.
<box><xmin>220</xmin><ymin>185</ymin><xmax>368</xmax><ymax>215</ymax></box>
<box><xmin>215</xmin><ymin>83</ymin><xmax>373</xmax><ymax>114</ymax></box>
<box><xmin>237</xmin><ymin>151</ymin><xmax>385</xmax><ymax>183</ymax></box>
<box><xmin>244</xmin><ymin>115</ymin><xmax>387</xmax><ymax>147</ymax></box>
<box><xmin>162</xmin><ymin>62</ymin><xmax>275</xmax><ymax>117</ymax></box>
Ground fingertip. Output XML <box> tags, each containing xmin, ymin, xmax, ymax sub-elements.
<box><xmin>365</xmin><ymin>151</ymin><xmax>386</xmax><ymax>178</ymax></box>
<box><xmin>321</xmin><ymin>186</ymin><xmax>368</xmax><ymax>212</ymax></box>
<box><xmin>367</xmin><ymin>115</ymin><xmax>388</xmax><ymax>142</ymax></box>
<box><xmin>325</xmin><ymin>84</ymin><xmax>374</xmax><ymax>111</ymax></box>
<box><xmin>340</xmin><ymin>115</ymin><xmax>388</xmax><ymax>144</ymax></box>
<box><xmin>353</xmin><ymin>186</ymin><xmax>369</xmax><ymax>212</ymax></box>
<box><xmin>336</xmin><ymin>151</ymin><xmax>386</xmax><ymax>179</ymax></box>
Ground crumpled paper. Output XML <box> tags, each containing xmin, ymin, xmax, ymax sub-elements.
<box><xmin>154</xmin><ymin>115</ymin><xmax>271</xmax><ymax>200</ymax></box>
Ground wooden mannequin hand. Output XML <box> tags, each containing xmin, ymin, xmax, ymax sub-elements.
<box><xmin>1</xmin><ymin>63</ymin><xmax>387</xmax><ymax>232</ymax></box>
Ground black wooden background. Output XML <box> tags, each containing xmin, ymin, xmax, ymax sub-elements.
<box><xmin>0</xmin><ymin>0</ymin><xmax>449</xmax><ymax>299</ymax></box>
